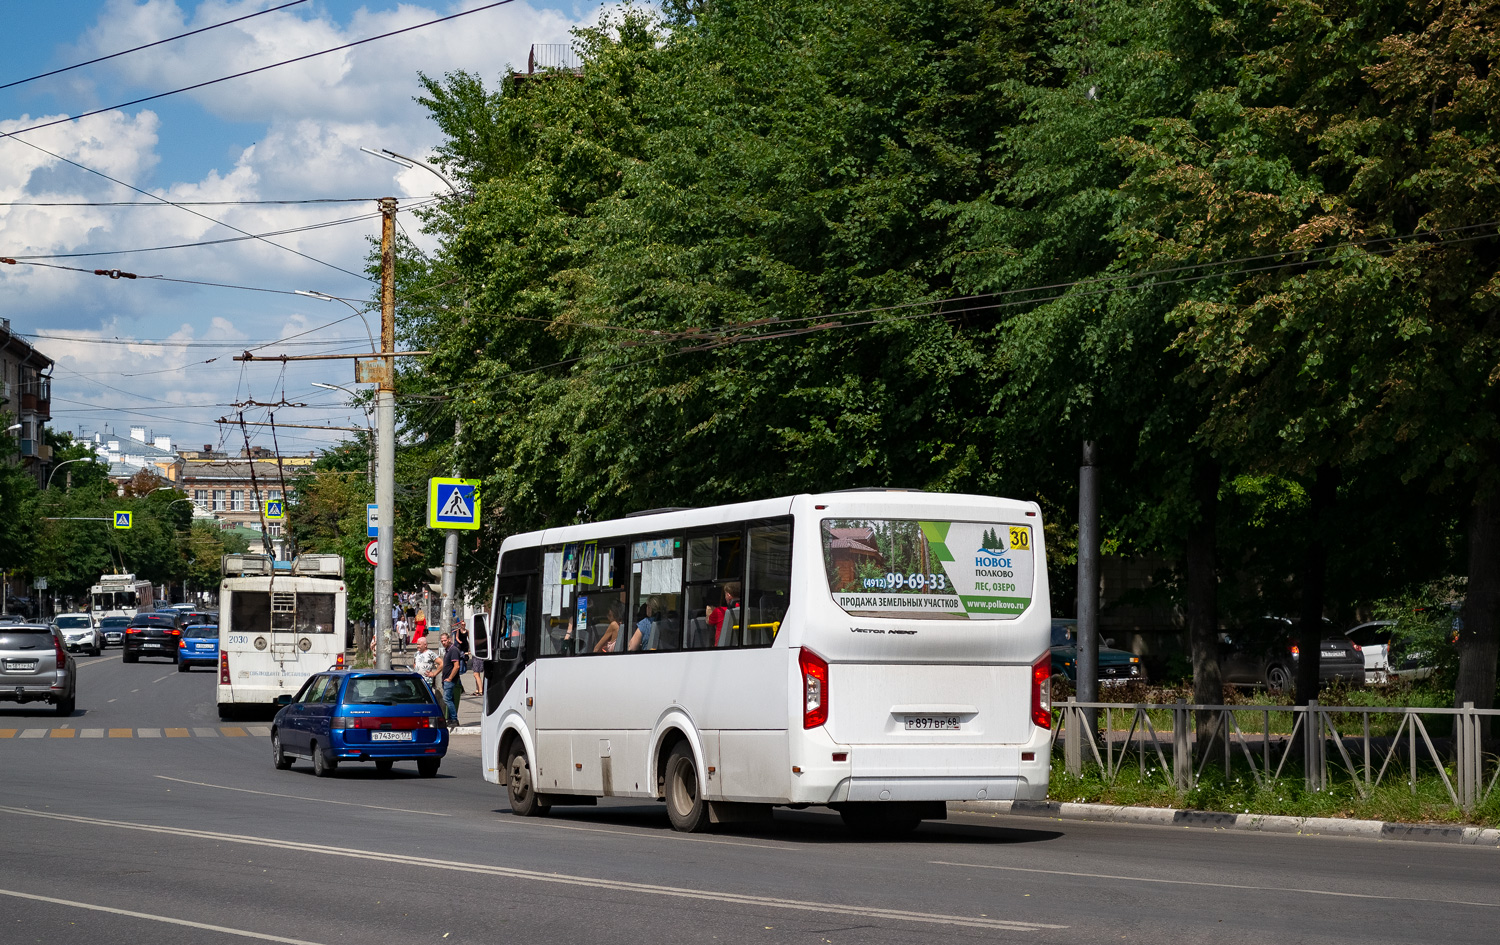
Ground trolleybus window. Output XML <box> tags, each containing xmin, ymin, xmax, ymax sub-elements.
<box><xmin>231</xmin><ymin>591</ymin><xmax>339</xmax><ymax>636</ymax></box>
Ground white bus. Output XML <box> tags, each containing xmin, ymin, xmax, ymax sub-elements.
<box><xmin>216</xmin><ymin>553</ymin><xmax>348</xmax><ymax>718</ymax></box>
<box><xmin>90</xmin><ymin>574</ymin><xmax>153</xmax><ymax>619</ymax></box>
<box><xmin>473</xmin><ymin>490</ymin><xmax>1053</xmax><ymax>834</ymax></box>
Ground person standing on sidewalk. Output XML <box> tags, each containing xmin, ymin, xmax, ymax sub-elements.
<box><xmin>439</xmin><ymin>630</ymin><xmax>463</xmax><ymax>725</ymax></box>
<box><xmin>413</xmin><ymin>637</ymin><xmax>441</xmax><ymax>706</ymax></box>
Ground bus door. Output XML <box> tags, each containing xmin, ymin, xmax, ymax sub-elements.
<box><xmin>483</xmin><ymin>575</ymin><xmax>532</xmax><ymax>713</ymax></box>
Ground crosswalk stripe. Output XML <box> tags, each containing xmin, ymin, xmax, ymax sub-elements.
<box><xmin>246</xmin><ymin>726</ymin><xmax>271</xmax><ymax>737</ymax></box>
<box><xmin>49</xmin><ymin>729</ymin><xmax>76</xmax><ymax>738</ymax></box>
<box><xmin>165</xmin><ymin>728</ymin><xmax>189</xmax><ymax>738</ymax></box>
<box><xmin>5</xmin><ymin>725</ymin><xmax>276</xmax><ymax>739</ymax></box>
<box><xmin>108</xmin><ymin>728</ymin><xmax>133</xmax><ymax>738</ymax></box>
<box><xmin>138</xmin><ymin>729</ymin><xmax>161</xmax><ymax>738</ymax></box>
<box><xmin>192</xmin><ymin>727</ymin><xmax>219</xmax><ymax>738</ymax></box>
<box><xmin>81</xmin><ymin>729</ymin><xmax>104</xmax><ymax>738</ymax></box>
<box><xmin>20</xmin><ymin>729</ymin><xmax>45</xmax><ymax>739</ymax></box>
<box><xmin>0</xmin><ymin>729</ymin><xmax>15</xmax><ymax>738</ymax></box>
<box><xmin>220</xmin><ymin>727</ymin><xmax>248</xmax><ymax>737</ymax></box>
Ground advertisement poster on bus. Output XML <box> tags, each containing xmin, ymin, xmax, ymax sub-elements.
<box><xmin>821</xmin><ymin>518</ymin><xmax>1034</xmax><ymax>619</ymax></box>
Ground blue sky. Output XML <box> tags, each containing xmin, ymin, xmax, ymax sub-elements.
<box><xmin>1</xmin><ymin>0</ymin><xmax>609</xmax><ymax>455</ymax></box>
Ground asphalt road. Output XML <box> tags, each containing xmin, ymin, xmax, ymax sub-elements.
<box><xmin>1</xmin><ymin>649</ymin><xmax>1495</xmax><ymax>945</ymax></box>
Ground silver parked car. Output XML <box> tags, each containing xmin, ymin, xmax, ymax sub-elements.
<box><xmin>0</xmin><ymin>624</ymin><xmax>77</xmax><ymax>716</ymax></box>
<box><xmin>54</xmin><ymin>613</ymin><xmax>103</xmax><ymax>656</ymax></box>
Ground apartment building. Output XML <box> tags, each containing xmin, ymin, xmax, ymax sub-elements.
<box><xmin>0</xmin><ymin>318</ymin><xmax>53</xmax><ymax>486</ymax></box>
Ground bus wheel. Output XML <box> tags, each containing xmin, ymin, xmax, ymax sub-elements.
<box><xmin>506</xmin><ymin>744</ymin><xmax>549</xmax><ymax>816</ymax></box>
<box><xmin>312</xmin><ymin>741</ymin><xmax>338</xmax><ymax>778</ymax></box>
<box><xmin>839</xmin><ymin>803</ymin><xmax>922</xmax><ymax>838</ymax></box>
<box><xmin>271</xmin><ymin>732</ymin><xmax>293</xmax><ymax>770</ymax></box>
<box><xmin>217</xmin><ymin>703</ymin><xmax>235</xmax><ymax>721</ymax></box>
<box><xmin>664</xmin><ymin>743</ymin><xmax>710</xmax><ymax>833</ymax></box>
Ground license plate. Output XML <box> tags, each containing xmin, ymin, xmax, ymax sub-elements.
<box><xmin>370</xmin><ymin>731</ymin><xmax>414</xmax><ymax>742</ymax></box>
<box><xmin>904</xmin><ymin>716</ymin><xmax>960</xmax><ymax>731</ymax></box>
<box><xmin>4</xmin><ymin>660</ymin><xmax>37</xmax><ymax>671</ymax></box>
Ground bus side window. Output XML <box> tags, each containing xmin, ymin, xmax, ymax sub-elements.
<box><xmin>745</xmin><ymin>523</ymin><xmax>792</xmax><ymax>646</ymax></box>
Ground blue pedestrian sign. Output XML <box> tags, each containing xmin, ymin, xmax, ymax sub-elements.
<box><xmin>265</xmin><ymin>499</ymin><xmax>285</xmax><ymax>521</ymax></box>
<box><xmin>113</xmin><ymin>511</ymin><xmax>132</xmax><ymax>529</ymax></box>
<box><xmin>427</xmin><ymin>478</ymin><xmax>480</xmax><ymax>530</ymax></box>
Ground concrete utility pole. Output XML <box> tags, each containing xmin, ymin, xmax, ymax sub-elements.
<box><xmin>438</xmin><ymin>418</ymin><xmax>462</xmax><ymax>639</ymax></box>
<box><xmin>374</xmin><ymin>197</ymin><xmax>398</xmax><ymax>671</ymax></box>
<box><xmin>1077</xmin><ymin>440</ymin><xmax>1101</xmax><ymax>712</ymax></box>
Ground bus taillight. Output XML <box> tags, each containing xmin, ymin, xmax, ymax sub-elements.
<box><xmin>219</xmin><ymin>652</ymin><xmax>230</xmax><ymax>685</ymax></box>
<box><xmin>1031</xmin><ymin>655</ymin><xmax>1052</xmax><ymax>729</ymax></box>
<box><xmin>798</xmin><ymin>648</ymin><xmax>829</xmax><ymax>729</ymax></box>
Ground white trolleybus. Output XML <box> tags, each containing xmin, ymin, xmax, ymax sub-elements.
<box><xmin>471</xmin><ymin>490</ymin><xmax>1053</xmax><ymax>834</ymax></box>
<box><xmin>90</xmin><ymin>573</ymin><xmax>154</xmax><ymax>619</ymax></box>
<box><xmin>216</xmin><ymin>553</ymin><xmax>348</xmax><ymax>718</ymax></box>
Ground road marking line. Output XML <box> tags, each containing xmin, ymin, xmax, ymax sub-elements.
<box><xmin>107</xmin><ymin>698</ymin><xmax>116</xmax><ymax>703</ymax></box>
<box><xmin>0</xmin><ymin>729</ymin><xmax>15</xmax><ymax>738</ymax></box>
<box><xmin>192</xmin><ymin>727</ymin><xmax>219</xmax><ymax>737</ymax></box>
<box><xmin>246</xmin><ymin>725</ymin><xmax>271</xmax><ymax>736</ymax></box>
<box><xmin>108</xmin><ymin>728</ymin><xmax>132</xmax><ymax>738</ymax></box>
<box><xmin>220</xmin><ymin>727</ymin><xmax>248</xmax><ymax>737</ymax></box>
<box><xmin>164</xmin><ymin>728</ymin><xmax>189</xmax><ymax>738</ymax></box>
<box><xmin>49</xmin><ymin>728</ymin><xmax>76</xmax><ymax>738</ymax></box>
<box><xmin>0</xmin><ymin>806</ymin><xmax>1060</xmax><ymax>932</ymax></box>
<box><xmin>76</xmin><ymin>654</ymin><xmax>123</xmax><ymax>666</ymax></box>
<box><xmin>929</xmin><ymin>860</ymin><xmax>1500</xmax><ymax>908</ymax></box>
<box><xmin>19</xmin><ymin>729</ymin><xmax>46</xmax><ymax>739</ymax></box>
<box><xmin>152</xmin><ymin>673</ymin><xmax>175</xmax><ymax>684</ymax></box>
<box><xmin>154</xmin><ymin>777</ymin><xmax>450</xmax><ymax>816</ymax></box>
<box><xmin>0</xmin><ymin>887</ymin><xmax>328</xmax><ymax>945</ymax></box>
<box><xmin>81</xmin><ymin>729</ymin><xmax>104</xmax><ymax>738</ymax></box>
<box><xmin>138</xmin><ymin>729</ymin><xmax>161</xmax><ymax>738</ymax></box>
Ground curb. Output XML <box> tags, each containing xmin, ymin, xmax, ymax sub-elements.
<box><xmin>951</xmin><ymin>799</ymin><xmax>1500</xmax><ymax>847</ymax></box>
<box><xmin>449</xmin><ymin>725</ymin><xmax>481</xmax><ymax>736</ymax></box>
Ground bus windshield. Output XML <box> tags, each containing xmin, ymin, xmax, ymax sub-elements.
<box><xmin>230</xmin><ymin>591</ymin><xmax>337</xmax><ymax>634</ymax></box>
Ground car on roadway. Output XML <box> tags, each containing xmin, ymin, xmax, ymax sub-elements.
<box><xmin>54</xmin><ymin>613</ymin><xmax>103</xmax><ymax>656</ymax></box>
<box><xmin>177</xmin><ymin>623</ymin><xmax>219</xmax><ymax>672</ymax></box>
<box><xmin>271</xmin><ymin>669</ymin><xmax>448</xmax><ymax>778</ymax></box>
<box><xmin>0</xmin><ymin>623</ymin><xmax>77</xmax><ymax>715</ymax></box>
<box><xmin>1050</xmin><ymin>619</ymin><xmax>1148</xmax><ymax>685</ymax></box>
<box><xmin>123</xmin><ymin>611</ymin><xmax>184</xmax><ymax>664</ymax></box>
<box><xmin>1221</xmin><ymin>617</ymin><xmax>1365</xmax><ymax>691</ymax></box>
<box><xmin>98</xmin><ymin>615</ymin><xmax>131</xmax><ymax>648</ymax></box>
<box><xmin>1344</xmin><ymin>620</ymin><xmax>1397</xmax><ymax>683</ymax></box>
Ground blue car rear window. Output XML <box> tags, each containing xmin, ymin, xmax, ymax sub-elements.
<box><xmin>342</xmin><ymin>676</ymin><xmax>433</xmax><ymax>705</ymax></box>
<box><xmin>182</xmin><ymin>625</ymin><xmax>218</xmax><ymax>638</ymax></box>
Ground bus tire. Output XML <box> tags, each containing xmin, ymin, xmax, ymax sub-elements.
<box><xmin>417</xmin><ymin>758</ymin><xmax>440</xmax><ymax>778</ymax></box>
<box><xmin>312</xmin><ymin>741</ymin><xmax>338</xmax><ymax>778</ymax></box>
<box><xmin>506</xmin><ymin>744</ymin><xmax>549</xmax><ymax>817</ymax></box>
<box><xmin>218</xmin><ymin>703</ymin><xmax>235</xmax><ymax>720</ymax></box>
<box><xmin>272</xmin><ymin>732</ymin><xmax>293</xmax><ymax>770</ymax></box>
<box><xmin>664</xmin><ymin>743</ymin><xmax>710</xmax><ymax>833</ymax></box>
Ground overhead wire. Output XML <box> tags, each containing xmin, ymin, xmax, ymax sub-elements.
<box><xmin>0</xmin><ymin>0</ymin><xmax>309</xmax><ymax>91</ymax></box>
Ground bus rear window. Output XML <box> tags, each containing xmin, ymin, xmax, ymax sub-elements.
<box><xmin>821</xmin><ymin>518</ymin><xmax>1035</xmax><ymax>620</ymax></box>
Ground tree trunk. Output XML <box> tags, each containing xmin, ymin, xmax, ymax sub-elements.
<box><xmin>1188</xmin><ymin>456</ymin><xmax>1222</xmax><ymax>761</ymax></box>
<box><xmin>1456</xmin><ymin>489</ymin><xmax>1500</xmax><ymax>718</ymax></box>
<box><xmin>1294</xmin><ymin>466</ymin><xmax>1337</xmax><ymax>707</ymax></box>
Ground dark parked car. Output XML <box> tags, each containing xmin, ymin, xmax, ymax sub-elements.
<box><xmin>1221</xmin><ymin>618</ymin><xmax>1364</xmax><ymax>691</ymax></box>
<box><xmin>0</xmin><ymin>624</ymin><xmax>76</xmax><ymax>715</ymax></box>
<box><xmin>123</xmin><ymin>611</ymin><xmax>184</xmax><ymax>663</ymax></box>
<box><xmin>1050</xmin><ymin>619</ymin><xmax>1147</xmax><ymax>685</ymax></box>
<box><xmin>271</xmin><ymin>670</ymin><xmax>448</xmax><ymax>778</ymax></box>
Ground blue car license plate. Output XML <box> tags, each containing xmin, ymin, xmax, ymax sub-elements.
<box><xmin>370</xmin><ymin>731</ymin><xmax>413</xmax><ymax>742</ymax></box>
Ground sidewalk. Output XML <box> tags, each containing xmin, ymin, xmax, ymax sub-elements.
<box><xmin>954</xmin><ymin>799</ymin><xmax>1500</xmax><ymax>846</ymax></box>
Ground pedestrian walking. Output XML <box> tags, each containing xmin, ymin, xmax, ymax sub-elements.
<box><xmin>439</xmin><ymin>631</ymin><xmax>463</xmax><ymax>725</ymax></box>
<box><xmin>396</xmin><ymin>615</ymin><xmax>410</xmax><ymax>653</ymax></box>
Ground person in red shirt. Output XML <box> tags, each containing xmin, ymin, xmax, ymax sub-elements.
<box><xmin>708</xmin><ymin>582</ymin><xmax>741</xmax><ymax>646</ymax></box>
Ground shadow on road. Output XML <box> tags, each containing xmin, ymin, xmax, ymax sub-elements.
<box><xmin>490</xmin><ymin>802</ymin><xmax>1063</xmax><ymax>845</ymax></box>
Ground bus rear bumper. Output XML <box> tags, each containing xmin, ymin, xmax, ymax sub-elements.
<box><xmin>827</xmin><ymin>775</ymin><xmax>1046</xmax><ymax>804</ymax></box>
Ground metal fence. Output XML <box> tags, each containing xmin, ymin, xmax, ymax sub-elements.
<box><xmin>527</xmin><ymin>44</ymin><xmax>583</xmax><ymax>75</ymax></box>
<box><xmin>1057</xmin><ymin>697</ymin><xmax>1500</xmax><ymax>812</ymax></box>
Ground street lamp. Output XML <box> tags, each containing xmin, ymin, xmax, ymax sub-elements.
<box><xmin>312</xmin><ymin>382</ymin><xmax>376</xmax><ymax>484</ymax></box>
<box><xmin>295</xmin><ymin>290</ymin><xmax>378</xmax><ymax>351</ymax></box>
<box><xmin>360</xmin><ymin>147</ymin><xmax>460</xmax><ymax>197</ymax></box>
<box><xmin>45</xmin><ymin>456</ymin><xmax>96</xmax><ymax>491</ymax></box>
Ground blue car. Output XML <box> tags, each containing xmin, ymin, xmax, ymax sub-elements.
<box><xmin>177</xmin><ymin>624</ymin><xmax>219</xmax><ymax>672</ymax></box>
<box><xmin>271</xmin><ymin>670</ymin><xmax>448</xmax><ymax>777</ymax></box>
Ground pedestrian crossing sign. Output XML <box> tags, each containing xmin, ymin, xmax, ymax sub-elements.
<box><xmin>265</xmin><ymin>499</ymin><xmax>284</xmax><ymax>521</ymax></box>
<box><xmin>427</xmin><ymin>478</ymin><xmax>481</xmax><ymax>530</ymax></box>
<box><xmin>113</xmin><ymin>511</ymin><xmax>132</xmax><ymax>529</ymax></box>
